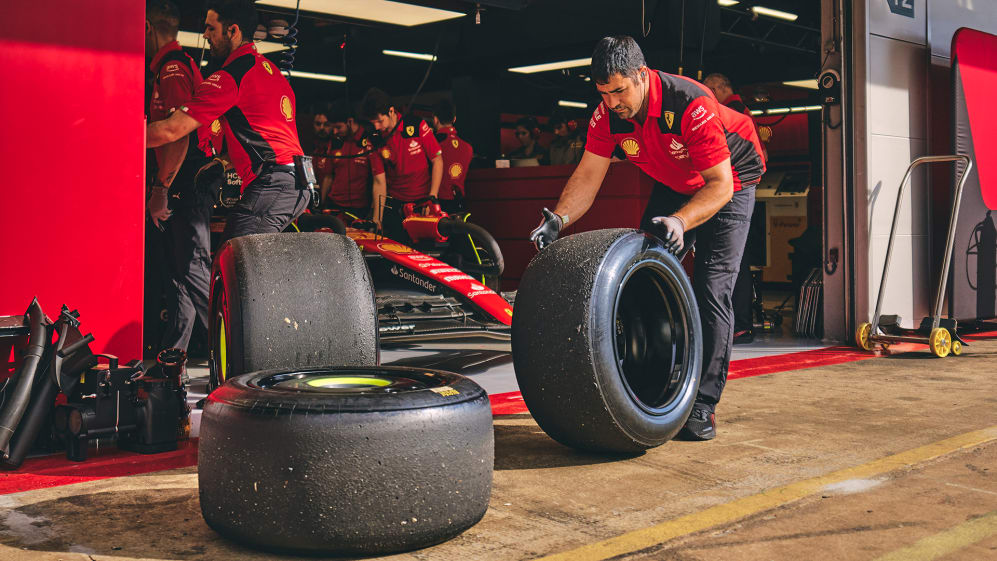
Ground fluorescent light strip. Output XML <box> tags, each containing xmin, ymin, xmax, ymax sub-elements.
<box><xmin>766</xmin><ymin>107</ymin><xmax>791</xmax><ymax>114</ymax></box>
<box><xmin>509</xmin><ymin>57</ymin><xmax>591</xmax><ymax>74</ymax></box>
<box><xmin>558</xmin><ymin>100</ymin><xmax>588</xmax><ymax>109</ymax></box>
<box><xmin>717</xmin><ymin>0</ymin><xmax>739</xmax><ymax>6</ymax></box>
<box><xmin>783</xmin><ymin>79</ymin><xmax>819</xmax><ymax>90</ymax></box>
<box><xmin>750</xmin><ymin>109</ymin><xmax>764</xmax><ymax>116</ymax></box>
<box><xmin>752</xmin><ymin>6</ymin><xmax>798</xmax><ymax>21</ymax></box>
<box><xmin>177</xmin><ymin>30</ymin><xmax>287</xmax><ymax>54</ymax></box>
<box><xmin>287</xmin><ymin>70</ymin><xmax>347</xmax><ymax>83</ymax></box>
<box><xmin>753</xmin><ymin>106</ymin><xmax>823</xmax><ymax>116</ymax></box>
<box><xmin>256</xmin><ymin>0</ymin><xmax>463</xmax><ymax>27</ymax></box>
<box><xmin>383</xmin><ymin>49</ymin><xmax>437</xmax><ymax>62</ymax></box>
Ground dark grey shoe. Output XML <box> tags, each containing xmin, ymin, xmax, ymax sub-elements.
<box><xmin>679</xmin><ymin>405</ymin><xmax>716</xmax><ymax>441</ymax></box>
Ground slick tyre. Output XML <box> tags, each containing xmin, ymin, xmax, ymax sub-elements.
<box><xmin>198</xmin><ymin>366</ymin><xmax>494</xmax><ymax>556</ymax></box>
<box><xmin>209</xmin><ymin>233</ymin><xmax>377</xmax><ymax>389</ymax></box>
<box><xmin>512</xmin><ymin>229</ymin><xmax>702</xmax><ymax>454</ymax></box>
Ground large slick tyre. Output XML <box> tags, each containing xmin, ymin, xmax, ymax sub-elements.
<box><xmin>198</xmin><ymin>366</ymin><xmax>494</xmax><ymax>556</ymax></box>
<box><xmin>512</xmin><ymin>229</ymin><xmax>702</xmax><ymax>454</ymax></box>
<box><xmin>209</xmin><ymin>233</ymin><xmax>377</xmax><ymax>388</ymax></box>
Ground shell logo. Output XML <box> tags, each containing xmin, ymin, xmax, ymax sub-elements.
<box><xmin>449</xmin><ymin>163</ymin><xmax>463</xmax><ymax>179</ymax></box>
<box><xmin>381</xmin><ymin>148</ymin><xmax>391</xmax><ymax>160</ymax></box>
<box><xmin>210</xmin><ymin>119</ymin><xmax>222</xmax><ymax>135</ymax></box>
<box><xmin>621</xmin><ymin>138</ymin><xmax>640</xmax><ymax>157</ymax></box>
<box><xmin>378</xmin><ymin>242</ymin><xmax>412</xmax><ymax>254</ymax></box>
<box><xmin>262</xmin><ymin>60</ymin><xmax>273</xmax><ymax>75</ymax></box>
<box><xmin>280</xmin><ymin>95</ymin><xmax>293</xmax><ymax>121</ymax></box>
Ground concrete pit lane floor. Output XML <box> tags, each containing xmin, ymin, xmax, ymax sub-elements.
<box><xmin>1</xmin><ymin>336</ymin><xmax>996</xmax><ymax>561</ymax></box>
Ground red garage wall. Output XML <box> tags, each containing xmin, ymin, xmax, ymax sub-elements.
<box><xmin>0</xmin><ymin>2</ymin><xmax>146</xmax><ymax>359</ymax></box>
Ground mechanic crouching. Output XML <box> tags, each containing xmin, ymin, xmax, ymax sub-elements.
<box><xmin>146</xmin><ymin>0</ymin><xmax>310</xmax><ymax>245</ymax></box>
<box><xmin>360</xmin><ymin>88</ymin><xmax>444</xmax><ymax>241</ymax></box>
<box><xmin>530</xmin><ymin>36</ymin><xmax>766</xmax><ymax>441</ymax></box>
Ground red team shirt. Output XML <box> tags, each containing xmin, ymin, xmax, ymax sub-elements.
<box><xmin>326</xmin><ymin>127</ymin><xmax>384</xmax><ymax>208</ymax></box>
<box><xmin>149</xmin><ymin>41</ymin><xmax>201</xmax><ymax>123</ymax></box>
<box><xmin>375</xmin><ymin>116</ymin><xmax>442</xmax><ymax>201</ymax></box>
<box><xmin>435</xmin><ymin>126</ymin><xmax>473</xmax><ymax>200</ymax></box>
<box><xmin>312</xmin><ymin>139</ymin><xmax>335</xmax><ymax>186</ymax></box>
<box><xmin>181</xmin><ymin>43</ymin><xmax>303</xmax><ymax>190</ymax></box>
<box><xmin>586</xmin><ymin>70</ymin><xmax>765</xmax><ymax>194</ymax></box>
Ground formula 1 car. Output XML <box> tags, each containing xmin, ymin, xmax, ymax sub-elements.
<box><xmin>208</xmin><ymin>200</ymin><xmax>513</xmax><ymax>389</ymax></box>
<box><xmin>295</xmin><ymin>201</ymin><xmax>513</xmax><ymax>343</ymax></box>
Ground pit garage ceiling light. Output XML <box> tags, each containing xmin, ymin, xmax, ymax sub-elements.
<box><xmin>558</xmin><ymin>100</ymin><xmax>588</xmax><ymax>108</ymax></box>
<box><xmin>383</xmin><ymin>49</ymin><xmax>437</xmax><ymax>61</ymax></box>
<box><xmin>287</xmin><ymin>70</ymin><xmax>347</xmax><ymax>82</ymax></box>
<box><xmin>750</xmin><ymin>105</ymin><xmax>822</xmax><ymax>116</ymax></box>
<box><xmin>509</xmin><ymin>57</ymin><xmax>592</xmax><ymax>74</ymax></box>
<box><xmin>783</xmin><ymin>79</ymin><xmax>819</xmax><ymax>90</ymax></box>
<box><xmin>751</xmin><ymin>6</ymin><xmax>799</xmax><ymax>22</ymax></box>
<box><xmin>717</xmin><ymin>0</ymin><xmax>739</xmax><ymax>6</ymax></box>
<box><xmin>177</xmin><ymin>30</ymin><xmax>287</xmax><ymax>54</ymax></box>
<box><xmin>256</xmin><ymin>0</ymin><xmax>464</xmax><ymax>27</ymax></box>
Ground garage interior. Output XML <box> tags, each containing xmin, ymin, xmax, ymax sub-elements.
<box><xmin>2</xmin><ymin>0</ymin><xmax>997</xmax><ymax>560</ymax></box>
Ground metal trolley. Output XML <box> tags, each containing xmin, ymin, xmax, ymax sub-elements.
<box><xmin>856</xmin><ymin>154</ymin><xmax>974</xmax><ymax>358</ymax></box>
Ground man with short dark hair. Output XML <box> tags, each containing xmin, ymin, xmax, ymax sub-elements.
<box><xmin>361</xmin><ymin>88</ymin><xmax>443</xmax><ymax>240</ymax></box>
<box><xmin>145</xmin><ymin>0</ymin><xmax>215</xmax><ymax>353</ymax></box>
<box><xmin>146</xmin><ymin>0</ymin><xmax>309</xmax><ymax>244</ymax></box>
<box><xmin>320</xmin><ymin>100</ymin><xmax>386</xmax><ymax>220</ymax></box>
<box><xmin>529</xmin><ymin>36</ymin><xmax>766</xmax><ymax>441</ymax></box>
<box><xmin>311</xmin><ymin>106</ymin><xmax>335</xmax><ymax>188</ymax></box>
<box><xmin>431</xmin><ymin>98</ymin><xmax>473</xmax><ymax>214</ymax></box>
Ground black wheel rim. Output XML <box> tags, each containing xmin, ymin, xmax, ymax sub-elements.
<box><xmin>612</xmin><ymin>259</ymin><xmax>691</xmax><ymax>414</ymax></box>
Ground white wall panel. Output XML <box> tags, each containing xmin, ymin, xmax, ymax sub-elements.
<box><xmin>928</xmin><ymin>0</ymin><xmax>997</xmax><ymax>59</ymax></box>
<box><xmin>869</xmin><ymin>234</ymin><xmax>932</xmax><ymax>327</ymax></box>
<box><xmin>867</xmin><ymin>136</ymin><xmax>928</xmax><ymax>239</ymax></box>
<box><xmin>869</xmin><ymin>35</ymin><xmax>927</xmax><ymax>139</ymax></box>
<box><xmin>871</xmin><ymin>0</ymin><xmax>927</xmax><ymax>44</ymax></box>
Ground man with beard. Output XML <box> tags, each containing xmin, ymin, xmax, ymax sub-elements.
<box><xmin>145</xmin><ymin>0</ymin><xmax>214</xmax><ymax>354</ymax></box>
<box><xmin>311</xmin><ymin>107</ymin><xmax>335</xmax><ymax>189</ymax></box>
<box><xmin>529</xmin><ymin>36</ymin><xmax>765</xmax><ymax>441</ymax></box>
<box><xmin>321</xmin><ymin>100</ymin><xmax>386</xmax><ymax>221</ymax></box>
<box><xmin>146</xmin><ymin>0</ymin><xmax>309</xmax><ymax>244</ymax></box>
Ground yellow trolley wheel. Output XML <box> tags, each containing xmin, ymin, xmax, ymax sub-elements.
<box><xmin>951</xmin><ymin>339</ymin><xmax>963</xmax><ymax>356</ymax></box>
<box><xmin>855</xmin><ymin>322</ymin><xmax>874</xmax><ymax>351</ymax></box>
<box><xmin>928</xmin><ymin>327</ymin><xmax>952</xmax><ymax>358</ymax></box>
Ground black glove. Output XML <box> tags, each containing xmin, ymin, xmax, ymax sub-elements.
<box><xmin>529</xmin><ymin>208</ymin><xmax>564</xmax><ymax>251</ymax></box>
<box><xmin>194</xmin><ymin>158</ymin><xmax>226</xmax><ymax>194</ymax></box>
<box><xmin>651</xmin><ymin>215</ymin><xmax>686</xmax><ymax>253</ymax></box>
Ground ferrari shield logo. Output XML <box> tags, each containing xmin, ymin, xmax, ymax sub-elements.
<box><xmin>262</xmin><ymin>60</ymin><xmax>274</xmax><ymax>75</ymax></box>
<box><xmin>406</xmin><ymin>125</ymin><xmax>415</xmax><ymax>136</ymax></box>
<box><xmin>451</xmin><ymin>139</ymin><xmax>459</xmax><ymax>149</ymax></box>
<box><xmin>663</xmin><ymin>111</ymin><xmax>675</xmax><ymax>129</ymax></box>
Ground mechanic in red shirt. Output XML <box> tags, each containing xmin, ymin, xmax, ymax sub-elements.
<box><xmin>311</xmin><ymin>107</ymin><xmax>335</xmax><ymax>188</ymax></box>
<box><xmin>432</xmin><ymin>98</ymin><xmax>473</xmax><ymax>214</ymax></box>
<box><xmin>704</xmin><ymin>72</ymin><xmax>768</xmax><ymax>345</ymax></box>
<box><xmin>530</xmin><ymin>36</ymin><xmax>765</xmax><ymax>441</ymax></box>
<box><xmin>146</xmin><ymin>0</ymin><xmax>310</xmax><ymax>244</ymax></box>
<box><xmin>321</xmin><ymin>100</ymin><xmax>386</xmax><ymax>219</ymax></box>
<box><xmin>360</xmin><ymin>88</ymin><xmax>443</xmax><ymax>241</ymax></box>
<box><xmin>145</xmin><ymin>0</ymin><xmax>215</xmax><ymax>354</ymax></box>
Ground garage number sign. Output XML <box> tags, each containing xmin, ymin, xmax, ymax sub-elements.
<box><xmin>887</xmin><ymin>0</ymin><xmax>914</xmax><ymax>18</ymax></box>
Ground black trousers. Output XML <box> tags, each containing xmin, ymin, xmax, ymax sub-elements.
<box><xmin>160</xmin><ymin>182</ymin><xmax>214</xmax><ymax>352</ymax></box>
<box><xmin>220</xmin><ymin>166</ymin><xmax>312</xmax><ymax>245</ymax></box>
<box><xmin>639</xmin><ymin>184</ymin><xmax>755</xmax><ymax>409</ymax></box>
<box><xmin>732</xmin><ymin>251</ymin><xmax>754</xmax><ymax>333</ymax></box>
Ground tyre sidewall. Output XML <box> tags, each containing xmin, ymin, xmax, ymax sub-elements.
<box><xmin>588</xmin><ymin>234</ymin><xmax>702</xmax><ymax>445</ymax></box>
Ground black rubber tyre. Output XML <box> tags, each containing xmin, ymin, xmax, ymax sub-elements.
<box><xmin>198</xmin><ymin>366</ymin><xmax>494</xmax><ymax>556</ymax></box>
<box><xmin>209</xmin><ymin>233</ymin><xmax>378</xmax><ymax>389</ymax></box>
<box><xmin>512</xmin><ymin>229</ymin><xmax>702</xmax><ymax>454</ymax></box>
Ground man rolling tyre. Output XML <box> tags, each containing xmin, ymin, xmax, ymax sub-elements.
<box><xmin>530</xmin><ymin>36</ymin><xmax>766</xmax><ymax>440</ymax></box>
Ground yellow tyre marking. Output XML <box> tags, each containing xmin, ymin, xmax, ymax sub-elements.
<box><xmin>871</xmin><ymin>509</ymin><xmax>997</xmax><ymax>561</ymax></box>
